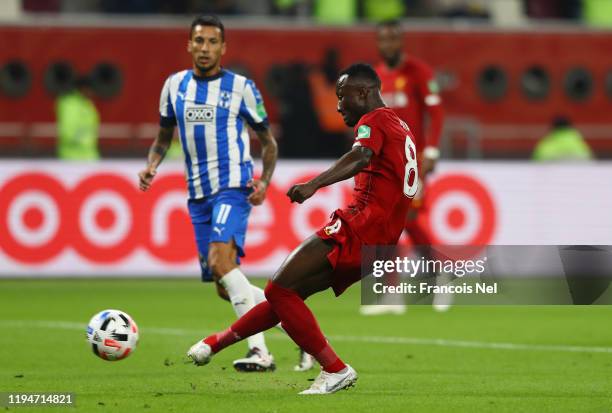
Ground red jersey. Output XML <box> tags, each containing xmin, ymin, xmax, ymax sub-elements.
<box><xmin>375</xmin><ymin>57</ymin><xmax>443</xmax><ymax>155</ymax></box>
<box><xmin>336</xmin><ymin>107</ymin><xmax>418</xmax><ymax>245</ymax></box>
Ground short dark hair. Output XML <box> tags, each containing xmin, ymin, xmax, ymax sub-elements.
<box><xmin>340</xmin><ymin>63</ymin><xmax>381</xmax><ymax>89</ymax></box>
<box><xmin>378</xmin><ymin>19</ymin><xmax>401</xmax><ymax>30</ymax></box>
<box><xmin>190</xmin><ymin>15</ymin><xmax>225</xmax><ymax>41</ymax></box>
<box><xmin>552</xmin><ymin>115</ymin><xmax>572</xmax><ymax>129</ymax></box>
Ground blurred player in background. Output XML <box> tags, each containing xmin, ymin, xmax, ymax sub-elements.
<box><xmin>56</xmin><ymin>75</ymin><xmax>100</xmax><ymax>161</ymax></box>
<box><xmin>138</xmin><ymin>15</ymin><xmax>290</xmax><ymax>372</ymax></box>
<box><xmin>532</xmin><ymin>116</ymin><xmax>593</xmax><ymax>161</ymax></box>
<box><xmin>361</xmin><ymin>19</ymin><xmax>445</xmax><ymax>315</ymax></box>
<box><xmin>187</xmin><ymin>63</ymin><xmax>419</xmax><ymax>394</ymax></box>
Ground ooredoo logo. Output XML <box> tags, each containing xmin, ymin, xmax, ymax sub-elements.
<box><xmin>425</xmin><ymin>174</ymin><xmax>496</xmax><ymax>245</ymax></box>
<box><xmin>0</xmin><ymin>173</ymin><xmax>150</xmax><ymax>264</ymax></box>
<box><xmin>67</xmin><ymin>174</ymin><xmax>144</xmax><ymax>262</ymax></box>
<box><xmin>0</xmin><ymin>170</ymin><xmax>351</xmax><ymax>266</ymax></box>
<box><xmin>0</xmin><ymin>169</ymin><xmax>496</xmax><ymax>269</ymax></box>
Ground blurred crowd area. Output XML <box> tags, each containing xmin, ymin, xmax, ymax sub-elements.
<box><xmin>2</xmin><ymin>0</ymin><xmax>611</xmax><ymax>161</ymax></box>
<box><xmin>16</xmin><ymin>0</ymin><xmax>612</xmax><ymax>26</ymax></box>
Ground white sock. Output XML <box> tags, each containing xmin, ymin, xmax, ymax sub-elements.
<box><xmin>218</xmin><ymin>268</ymin><xmax>269</xmax><ymax>354</ymax></box>
<box><xmin>251</xmin><ymin>284</ymin><xmax>266</xmax><ymax>304</ymax></box>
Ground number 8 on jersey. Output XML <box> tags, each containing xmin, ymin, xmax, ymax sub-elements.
<box><xmin>403</xmin><ymin>137</ymin><xmax>418</xmax><ymax>198</ymax></box>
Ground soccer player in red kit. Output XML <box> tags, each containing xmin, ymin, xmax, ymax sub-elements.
<box><xmin>375</xmin><ymin>19</ymin><xmax>443</xmax><ymax>175</ymax></box>
<box><xmin>365</xmin><ymin>19</ymin><xmax>444</xmax><ymax>314</ymax></box>
<box><xmin>187</xmin><ymin>63</ymin><xmax>419</xmax><ymax>394</ymax></box>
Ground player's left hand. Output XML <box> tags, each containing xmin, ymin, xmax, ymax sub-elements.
<box><xmin>286</xmin><ymin>182</ymin><xmax>317</xmax><ymax>204</ymax></box>
<box><xmin>247</xmin><ymin>179</ymin><xmax>268</xmax><ymax>206</ymax></box>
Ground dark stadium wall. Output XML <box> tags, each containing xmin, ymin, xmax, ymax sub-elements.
<box><xmin>1</xmin><ymin>26</ymin><xmax>612</xmax><ymax>155</ymax></box>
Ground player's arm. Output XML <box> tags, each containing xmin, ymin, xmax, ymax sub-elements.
<box><xmin>287</xmin><ymin>146</ymin><xmax>373</xmax><ymax>204</ymax></box>
<box><xmin>139</xmin><ymin>75</ymin><xmax>177</xmax><ymax>192</ymax></box>
<box><xmin>138</xmin><ymin>126</ymin><xmax>175</xmax><ymax>191</ymax></box>
<box><xmin>240</xmin><ymin>79</ymin><xmax>278</xmax><ymax>205</ymax></box>
<box><xmin>248</xmin><ymin>128</ymin><xmax>278</xmax><ymax>206</ymax></box>
<box><xmin>418</xmin><ymin>65</ymin><xmax>444</xmax><ymax>175</ymax></box>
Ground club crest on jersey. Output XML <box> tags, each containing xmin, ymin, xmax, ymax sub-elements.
<box><xmin>324</xmin><ymin>219</ymin><xmax>342</xmax><ymax>236</ymax></box>
<box><xmin>185</xmin><ymin>105</ymin><xmax>215</xmax><ymax>123</ymax></box>
<box><xmin>356</xmin><ymin>125</ymin><xmax>371</xmax><ymax>139</ymax></box>
<box><xmin>219</xmin><ymin>91</ymin><xmax>232</xmax><ymax>109</ymax></box>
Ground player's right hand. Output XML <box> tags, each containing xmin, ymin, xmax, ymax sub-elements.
<box><xmin>286</xmin><ymin>182</ymin><xmax>317</xmax><ymax>204</ymax></box>
<box><xmin>138</xmin><ymin>166</ymin><xmax>157</xmax><ymax>192</ymax></box>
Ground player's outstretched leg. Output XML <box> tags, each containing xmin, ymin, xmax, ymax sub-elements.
<box><xmin>265</xmin><ymin>235</ymin><xmax>358</xmax><ymax>394</ymax></box>
<box><xmin>187</xmin><ymin>299</ymin><xmax>280</xmax><ymax>366</ymax></box>
<box><xmin>186</xmin><ymin>236</ymin><xmax>325</xmax><ymax>368</ymax></box>
<box><xmin>189</xmin><ymin>235</ymin><xmax>357</xmax><ymax>393</ymax></box>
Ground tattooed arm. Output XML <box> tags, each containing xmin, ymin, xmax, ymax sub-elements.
<box><xmin>138</xmin><ymin>126</ymin><xmax>175</xmax><ymax>191</ymax></box>
<box><xmin>247</xmin><ymin>128</ymin><xmax>278</xmax><ymax>206</ymax></box>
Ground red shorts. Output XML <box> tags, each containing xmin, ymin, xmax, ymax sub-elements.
<box><xmin>316</xmin><ymin>212</ymin><xmax>363</xmax><ymax>297</ymax></box>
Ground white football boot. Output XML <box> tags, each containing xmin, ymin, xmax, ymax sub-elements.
<box><xmin>233</xmin><ymin>347</ymin><xmax>276</xmax><ymax>372</ymax></box>
<box><xmin>299</xmin><ymin>365</ymin><xmax>358</xmax><ymax>395</ymax></box>
<box><xmin>294</xmin><ymin>348</ymin><xmax>315</xmax><ymax>372</ymax></box>
<box><xmin>187</xmin><ymin>340</ymin><xmax>213</xmax><ymax>366</ymax></box>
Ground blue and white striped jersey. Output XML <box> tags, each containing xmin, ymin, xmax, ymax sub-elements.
<box><xmin>159</xmin><ymin>69</ymin><xmax>269</xmax><ymax>200</ymax></box>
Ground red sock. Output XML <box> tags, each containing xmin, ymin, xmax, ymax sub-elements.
<box><xmin>203</xmin><ymin>328</ymin><xmax>239</xmax><ymax>353</ymax></box>
<box><xmin>203</xmin><ymin>301</ymin><xmax>280</xmax><ymax>354</ymax></box>
<box><xmin>265</xmin><ymin>281</ymin><xmax>347</xmax><ymax>373</ymax></box>
<box><xmin>231</xmin><ymin>301</ymin><xmax>280</xmax><ymax>340</ymax></box>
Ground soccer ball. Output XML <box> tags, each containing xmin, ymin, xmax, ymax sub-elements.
<box><xmin>86</xmin><ymin>309</ymin><xmax>139</xmax><ymax>361</ymax></box>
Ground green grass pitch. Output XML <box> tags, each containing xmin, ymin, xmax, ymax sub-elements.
<box><xmin>1</xmin><ymin>279</ymin><xmax>611</xmax><ymax>412</ymax></box>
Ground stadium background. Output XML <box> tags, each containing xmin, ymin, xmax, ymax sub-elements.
<box><xmin>1</xmin><ymin>1</ymin><xmax>612</xmax><ymax>412</ymax></box>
